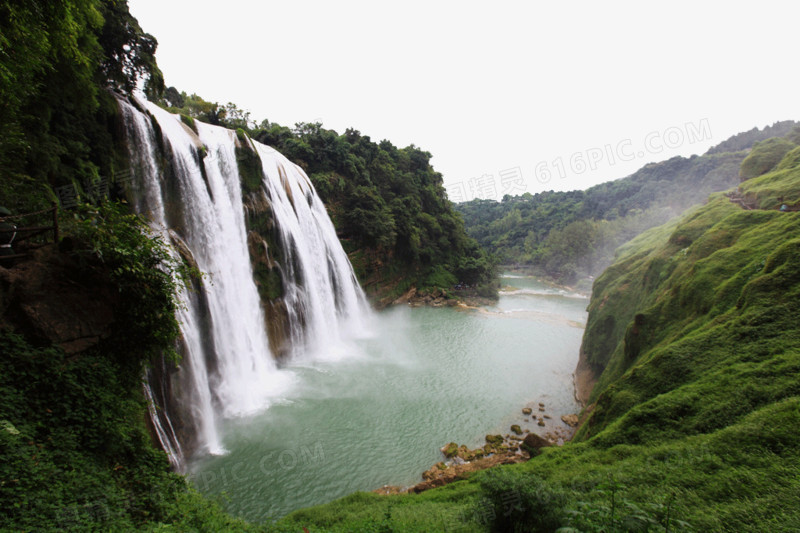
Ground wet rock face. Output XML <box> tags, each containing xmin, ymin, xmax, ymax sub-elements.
<box><xmin>263</xmin><ymin>299</ymin><xmax>291</xmax><ymax>360</ymax></box>
<box><xmin>0</xmin><ymin>246</ymin><xmax>117</xmax><ymax>354</ymax></box>
<box><xmin>243</xmin><ymin>192</ymin><xmax>292</xmax><ymax>360</ymax></box>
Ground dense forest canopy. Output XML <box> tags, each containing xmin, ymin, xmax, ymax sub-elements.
<box><xmin>456</xmin><ymin>122</ymin><xmax>799</xmax><ymax>286</ymax></box>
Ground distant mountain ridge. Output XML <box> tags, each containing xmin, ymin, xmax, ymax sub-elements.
<box><xmin>705</xmin><ymin>120</ymin><xmax>798</xmax><ymax>155</ymax></box>
<box><xmin>457</xmin><ymin>121</ymin><xmax>800</xmax><ymax>286</ymax></box>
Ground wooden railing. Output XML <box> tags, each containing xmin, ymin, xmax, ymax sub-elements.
<box><xmin>0</xmin><ymin>203</ymin><xmax>59</xmax><ymax>260</ymax></box>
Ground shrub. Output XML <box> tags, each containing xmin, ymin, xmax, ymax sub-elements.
<box><xmin>65</xmin><ymin>201</ymin><xmax>195</xmax><ymax>363</ymax></box>
<box><xmin>477</xmin><ymin>468</ymin><xmax>566</xmax><ymax>532</ymax></box>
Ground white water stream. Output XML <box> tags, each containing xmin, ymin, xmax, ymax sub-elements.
<box><xmin>120</xmin><ymin>98</ymin><xmax>369</xmax><ymax>467</ymax></box>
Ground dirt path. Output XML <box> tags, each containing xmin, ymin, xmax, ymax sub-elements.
<box><xmin>726</xmin><ymin>189</ymin><xmax>799</xmax><ymax>211</ymax></box>
<box><xmin>726</xmin><ymin>190</ymin><xmax>757</xmax><ymax>210</ymax></box>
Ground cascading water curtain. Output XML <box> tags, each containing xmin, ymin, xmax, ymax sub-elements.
<box><xmin>120</xmin><ymin>96</ymin><xmax>370</xmax><ymax>468</ymax></box>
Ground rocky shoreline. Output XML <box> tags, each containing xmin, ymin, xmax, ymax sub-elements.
<box><xmin>374</xmin><ymin>273</ymin><xmax>586</xmax><ymax>495</ymax></box>
<box><xmin>388</xmin><ymin>285</ymin><xmax>497</xmax><ymax>309</ymax></box>
<box><xmin>374</xmin><ymin>402</ymin><xmax>580</xmax><ymax>495</ymax></box>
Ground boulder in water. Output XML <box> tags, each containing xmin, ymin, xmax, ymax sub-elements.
<box><xmin>441</xmin><ymin>442</ymin><xmax>459</xmax><ymax>458</ymax></box>
<box><xmin>561</xmin><ymin>414</ymin><xmax>579</xmax><ymax>427</ymax></box>
<box><xmin>522</xmin><ymin>433</ymin><xmax>551</xmax><ymax>456</ymax></box>
<box><xmin>485</xmin><ymin>434</ymin><xmax>503</xmax><ymax>446</ymax></box>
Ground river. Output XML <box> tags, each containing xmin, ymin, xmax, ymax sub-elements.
<box><xmin>187</xmin><ymin>274</ymin><xmax>588</xmax><ymax>521</ymax></box>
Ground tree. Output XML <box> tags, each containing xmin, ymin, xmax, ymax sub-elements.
<box><xmin>0</xmin><ymin>0</ymin><xmax>166</xmax><ymax>212</ymax></box>
<box><xmin>97</xmin><ymin>0</ymin><xmax>164</xmax><ymax>98</ymax></box>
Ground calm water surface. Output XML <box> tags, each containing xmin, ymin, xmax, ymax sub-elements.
<box><xmin>188</xmin><ymin>274</ymin><xmax>588</xmax><ymax>521</ymax></box>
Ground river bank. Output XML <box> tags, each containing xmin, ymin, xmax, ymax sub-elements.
<box><xmin>374</xmin><ymin>399</ymin><xmax>581</xmax><ymax>495</ymax></box>
<box><xmin>388</xmin><ymin>284</ymin><xmax>498</xmax><ymax>309</ymax></box>
<box><xmin>371</xmin><ymin>275</ymin><xmax>587</xmax><ymax>496</ymax></box>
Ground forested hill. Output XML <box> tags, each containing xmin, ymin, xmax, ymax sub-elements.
<box><xmin>149</xmin><ymin>91</ymin><xmax>496</xmax><ymax>303</ymax></box>
<box><xmin>456</xmin><ymin>122</ymin><xmax>799</xmax><ymax>286</ymax></box>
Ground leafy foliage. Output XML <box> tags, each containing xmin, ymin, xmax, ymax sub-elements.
<box><xmin>0</xmin><ymin>0</ymin><xmax>163</xmax><ymax>214</ymax></box>
<box><xmin>64</xmin><ymin>202</ymin><xmax>196</xmax><ymax>362</ymax></box>
<box><xmin>161</xmin><ymin>90</ymin><xmax>253</xmax><ymax>129</ymax></box>
<box><xmin>0</xmin><ymin>202</ymin><xmax>253</xmax><ymax>531</ymax></box>
<box><xmin>158</xmin><ymin>93</ymin><xmax>497</xmax><ymax>298</ymax></box>
<box><xmin>561</xmin><ymin>484</ymin><xmax>692</xmax><ymax>533</ymax></box>
<box><xmin>97</xmin><ymin>0</ymin><xmax>164</xmax><ymax>98</ymax></box>
<box><xmin>477</xmin><ymin>468</ymin><xmax>566</xmax><ymax>532</ymax></box>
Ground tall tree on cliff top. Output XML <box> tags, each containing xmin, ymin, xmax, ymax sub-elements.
<box><xmin>0</xmin><ymin>0</ymin><xmax>163</xmax><ymax>211</ymax></box>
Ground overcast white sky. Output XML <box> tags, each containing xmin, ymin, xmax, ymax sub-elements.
<box><xmin>128</xmin><ymin>0</ymin><xmax>798</xmax><ymax>201</ymax></box>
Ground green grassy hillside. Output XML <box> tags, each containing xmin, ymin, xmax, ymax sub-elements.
<box><xmin>268</xmin><ymin>126</ymin><xmax>800</xmax><ymax>533</ymax></box>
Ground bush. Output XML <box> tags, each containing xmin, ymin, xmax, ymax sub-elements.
<box><xmin>560</xmin><ymin>482</ymin><xmax>692</xmax><ymax>533</ymax></box>
<box><xmin>65</xmin><ymin>201</ymin><xmax>195</xmax><ymax>363</ymax></box>
<box><xmin>181</xmin><ymin>113</ymin><xmax>197</xmax><ymax>133</ymax></box>
<box><xmin>422</xmin><ymin>265</ymin><xmax>458</xmax><ymax>290</ymax></box>
<box><xmin>476</xmin><ymin>468</ymin><xmax>567</xmax><ymax>532</ymax></box>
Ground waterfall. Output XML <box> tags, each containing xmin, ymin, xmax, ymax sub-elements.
<box><xmin>253</xmin><ymin>142</ymin><xmax>370</xmax><ymax>359</ymax></box>
<box><xmin>118</xmin><ymin>97</ymin><xmax>369</xmax><ymax>469</ymax></box>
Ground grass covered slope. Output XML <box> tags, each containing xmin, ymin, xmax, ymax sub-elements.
<box><xmin>270</xmin><ymin>135</ymin><xmax>800</xmax><ymax>532</ymax></box>
<box><xmin>568</xmin><ymin>147</ymin><xmax>800</xmax><ymax>527</ymax></box>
